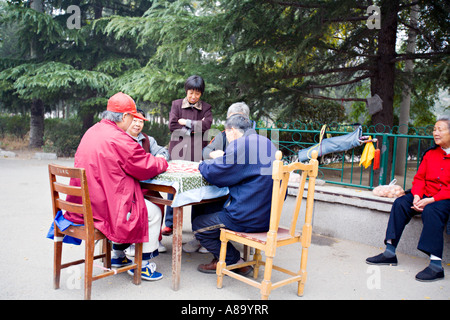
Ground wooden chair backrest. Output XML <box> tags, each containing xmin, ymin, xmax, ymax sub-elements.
<box><xmin>269</xmin><ymin>150</ymin><xmax>319</xmax><ymax>237</ymax></box>
<box><xmin>48</xmin><ymin>164</ymin><xmax>94</xmax><ymax>231</ymax></box>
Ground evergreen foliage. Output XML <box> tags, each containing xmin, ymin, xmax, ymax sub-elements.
<box><xmin>0</xmin><ymin>0</ymin><xmax>448</xmax><ymax>153</ymax></box>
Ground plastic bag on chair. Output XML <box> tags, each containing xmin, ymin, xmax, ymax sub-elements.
<box><xmin>46</xmin><ymin>210</ymin><xmax>82</xmax><ymax>245</ymax></box>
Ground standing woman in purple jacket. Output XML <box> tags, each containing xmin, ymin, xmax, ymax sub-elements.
<box><xmin>168</xmin><ymin>75</ymin><xmax>213</xmax><ymax>162</ymax></box>
<box><xmin>162</xmin><ymin>75</ymin><xmax>213</xmax><ymax>236</ymax></box>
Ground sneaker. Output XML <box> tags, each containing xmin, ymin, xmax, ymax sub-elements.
<box><xmin>198</xmin><ymin>246</ymin><xmax>209</xmax><ymax>254</ymax></box>
<box><xmin>366</xmin><ymin>253</ymin><xmax>397</xmax><ymax>266</ymax></box>
<box><xmin>415</xmin><ymin>266</ymin><xmax>444</xmax><ymax>282</ymax></box>
<box><xmin>183</xmin><ymin>239</ymin><xmax>201</xmax><ymax>253</ymax></box>
<box><xmin>158</xmin><ymin>241</ymin><xmax>167</xmax><ymax>253</ymax></box>
<box><xmin>111</xmin><ymin>256</ymin><xmax>133</xmax><ymax>267</ymax></box>
<box><xmin>161</xmin><ymin>226</ymin><xmax>173</xmax><ymax>236</ymax></box>
<box><xmin>128</xmin><ymin>262</ymin><xmax>163</xmax><ymax>281</ymax></box>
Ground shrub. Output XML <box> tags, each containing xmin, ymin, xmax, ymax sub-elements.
<box><xmin>143</xmin><ymin>121</ymin><xmax>171</xmax><ymax>147</ymax></box>
<box><xmin>0</xmin><ymin>114</ymin><xmax>30</xmax><ymax>138</ymax></box>
<box><xmin>44</xmin><ymin>118</ymin><xmax>83</xmax><ymax>157</ymax></box>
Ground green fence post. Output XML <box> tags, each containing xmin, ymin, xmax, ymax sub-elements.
<box><xmin>379</xmin><ymin>134</ymin><xmax>389</xmax><ymax>186</ymax></box>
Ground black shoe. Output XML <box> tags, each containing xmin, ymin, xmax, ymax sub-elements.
<box><xmin>366</xmin><ymin>253</ymin><xmax>398</xmax><ymax>266</ymax></box>
<box><xmin>415</xmin><ymin>266</ymin><xmax>444</xmax><ymax>282</ymax></box>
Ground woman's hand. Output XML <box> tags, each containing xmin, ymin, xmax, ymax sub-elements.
<box><xmin>178</xmin><ymin>118</ymin><xmax>187</xmax><ymax>126</ymax></box>
<box><xmin>412</xmin><ymin>194</ymin><xmax>435</xmax><ymax>212</ymax></box>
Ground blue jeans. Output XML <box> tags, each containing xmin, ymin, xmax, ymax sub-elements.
<box><xmin>385</xmin><ymin>192</ymin><xmax>450</xmax><ymax>258</ymax></box>
<box><xmin>192</xmin><ymin>210</ymin><xmax>241</xmax><ymax>265</ymax></box>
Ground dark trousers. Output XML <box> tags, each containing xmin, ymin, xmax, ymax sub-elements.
<box><xmin>192</xmin><ymin>200</ymin><xmax>240</xmax><ymax>265</ymax></box>
<box><xmin>385</xmin><ymin>192</ymin><xmax>450</xmax><ymax>258</ymax></box>
<box><xmin>164</xmin><ymin>194</ymin><xmax>174</xmax><ymax>228</ymax></box>
<box><xmin>164</xmin><ymin>194</ymin><xmax>210</xmax><ymax>229</ymax></box>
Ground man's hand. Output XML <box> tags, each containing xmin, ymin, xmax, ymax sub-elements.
<box><xmin>209</xmin><ymin>150</ymin><xmax>225</xmax><ymax>159</ymax></box>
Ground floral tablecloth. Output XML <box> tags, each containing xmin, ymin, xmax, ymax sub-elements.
<box><xmin>141</xmin><ymin>160</ymin><xmax>229</xmax><ymax>207</ymax></box>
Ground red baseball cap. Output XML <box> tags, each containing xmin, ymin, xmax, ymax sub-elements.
<box><xmin>107</xmin><ymin>92</ymin><xmax>149</xmax><ymax>121</ymax></box>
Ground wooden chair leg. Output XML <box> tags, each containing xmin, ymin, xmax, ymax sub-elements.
<box><xmin>84</xmin><ymin>239</ymin><xmax>95</xmax><ymax>300</ymax></box>
<box><xmin>297</xmin><ymin>247</ymin><xmax>309</xmax><ymax>297</ymax></box>
<box><xmin>260</xmin><ymin>256</ymin><xmax>274</xmax><ymax>300</ymax></box>
<box><xmin>53</xmin><ymin>240</ymin><xmax>63</xmax><ymax>290</ymax></box>
<box><xmin>216</xmin><ymin>237</ymin><xmax>228</xmax><ymax>289</ymax></box>
<box><xmin>253</xmin><ymin>249</ymin><xmax>262</xmax><ymax>279</ymax></box>
<box><xmin>102</xmin><ymin>239</ymin><xmax>111</xmax><ymax>269</ymax></box>
<box><xmin>133</xmin><ymin>243</ymin><xmax>142</xmax><ymax>285</ymax></box>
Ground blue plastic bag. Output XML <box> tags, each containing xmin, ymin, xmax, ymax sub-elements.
<box><xmin>46</xmin><ymin>210</ymin><xmax>82</xmax><ymax>245</ymax></box>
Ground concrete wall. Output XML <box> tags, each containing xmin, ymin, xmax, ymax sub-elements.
<box><xmin>282</xmin><ymin>183</ymin><xmax>450</xmax><ymax>262</ymax></box>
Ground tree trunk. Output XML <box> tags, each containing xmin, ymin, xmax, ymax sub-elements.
<box><xmin>80</xmin><ymin>2</ymin><xmax>103</xmax><ymax>132</ymax></box>
<box><xmin>29</xmin><ymin>99</ymin><xmax>44</xmax><ymax>148</ymax></box>
<box><xmin>371</xmin><ymin>0</ymin><xmax>399</xmax><ymax>131</ymax></box>
<box><xmin>370</xmin><ymin>0</ymin><xmax>399</xmax><ymax>185</ymax></box>
<box><xmin>395</xmin><ymin>3</ymin><xmax>418</xmax><ymax>176</ymax></box>
<box><xmin>28</xmin><ymin>0</ymin><xmax>44</xmax><ymax>148</ymax></box>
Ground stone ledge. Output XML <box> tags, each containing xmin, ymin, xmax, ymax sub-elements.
<box><xmin>33</xmin><ymin>152</ymin><xmax>57</xmax><ymax>160</ymax></box>
<box><xmin>288</xmin><ymin>182</ymin><xmax>395</xmax><ymax>213</ymax></box>
<box><xmin>0</xmin><ymin>149</ymin><xmax>16</xmax><ymax>158</ymax></box>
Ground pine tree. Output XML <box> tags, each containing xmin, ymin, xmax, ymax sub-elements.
<box><xmin>104</xmin><ymin>0</ymin><xmax>449</xmax><ymax>127</ymax></box>
<box><xmin>0</xmin><ymin>0</ymin><xmax>156</xmax><ymax>147</ymax></box>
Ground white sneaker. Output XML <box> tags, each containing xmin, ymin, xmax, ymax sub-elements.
<box><xmin>158</xmin><ymin>241</ymin><xmax>167</xmax><ymax>253</ymax></box>
<box><xmin>183</xmin><ymin>238</ymin><xmax>201</xmax><ymax>253</ymax></box>
<box><xmin>198</xmin><ymin>246</ymin><xmax>209</xmax><ymax>254</ymax></box>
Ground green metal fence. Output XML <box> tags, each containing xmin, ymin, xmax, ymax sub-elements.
<box><xmin>255</xmin><ymin>120</ymin><xmax>435</xmax><ymax>190</ymax></box>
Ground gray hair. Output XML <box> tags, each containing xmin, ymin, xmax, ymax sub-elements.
<box><xmin>101</xmin><ymin>110</ymin><xmax>124</xmax><ymax>122</ymax></box>
<box><xmin>437</xmin><ymin>114</ymin><xmax>450</xmax><ymax>130</ymax></box>
<box><xmin>225</xmin><ymin>114</ymin><xmax>251</xmax><ymax>134</ymax></box>
<box><xmin>227</xmin><ymin>102</ymin><xmax>250</xmax><ymax>118</ymax></box>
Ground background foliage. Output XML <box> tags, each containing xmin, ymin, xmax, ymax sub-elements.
<box><xmin>0</xmin><ymin>0</ymin><xmax>448</xmax><ymax>156</ymax></box>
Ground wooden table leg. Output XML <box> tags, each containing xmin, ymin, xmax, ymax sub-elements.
<box><xmin>171</xmin><ymin>206</ymin><xmax>183</xmax><ymax>291</ymax></box>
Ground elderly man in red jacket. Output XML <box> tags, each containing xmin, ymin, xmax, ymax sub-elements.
<box><xmin>65</xmin><ymin>92</ymin><xmax>168</xmax><ymax>281</ymax></box>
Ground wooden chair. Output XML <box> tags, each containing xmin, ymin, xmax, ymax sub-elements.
<box><xmin>216</xmin><ymin>150</ymin><xmax>318</xmax><ymax>299</ymax></box>
<box><xmin>48</xmin><ymin>164</ymin><xmax>142</xmax><ymax>300</ymax></box>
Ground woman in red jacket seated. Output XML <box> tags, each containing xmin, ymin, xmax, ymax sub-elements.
<box><xmin>366</xmin><ymin>115</ymin><xmax>450</xmax><ymax>282</ymax></box>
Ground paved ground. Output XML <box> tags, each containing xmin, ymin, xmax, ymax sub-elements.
<box><xmin>1</xmin><ymin>154</ymin><xmax>449</xmax><ymax>302</ymax></box>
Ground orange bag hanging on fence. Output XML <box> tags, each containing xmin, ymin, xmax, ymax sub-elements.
<box><xmin>373</xmin><ymin>139</ymin><xmax>381</xmax><ymax>170</ymax></box>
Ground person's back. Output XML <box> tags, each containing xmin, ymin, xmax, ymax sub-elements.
<box><xmin>65</xmin><ymin>94</ymin><xmax>168</xmax><ymax>245</ymax></box>
<box><xmin>200</xmin><ymin>129</ymin><xmax>276</xmax><ymax>232</ymax></box>
<box><xmin>194</xmin><ymin>114</ymin><xmax>277</xmax><ymax>274</ymax></box>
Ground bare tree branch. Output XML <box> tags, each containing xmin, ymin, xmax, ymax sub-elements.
<box><xmin>301</xmin><ymin>93</ymin><xmax>367</xmax><ymax>102</ymax></box>
<box><xmin>266</xmin><ymin>0</ymin><xmax>370</xmax><ymax>10</ymax></box>
<box><xmin>306</xmin><ymin>74</ymin><xmax>372</xmax><ymax>89</ymax></box>
<box><xmin>392</xmin><ymin>51</ymin><xmax>450</xmax><ymax>62</ymax></box>
<box><xmin>282</xmin><ymin>65</ymin><xmax>371</xmax><ymax>79</ymax></box>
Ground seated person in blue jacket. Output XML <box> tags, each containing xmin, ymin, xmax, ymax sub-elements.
<box><xmin>202</xmin><ymin>102</ymin><xmax>253</xmax><ymax>160</ymax></box>
<box><xmin>193</xmin><ymin>114</ymin><xmax>277</xmax><ymax>274</ymax></box>
<box><xmin>183</xmin><ymin>102</ymin><xmax>253</xmax><ymax>254</ymax></box>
